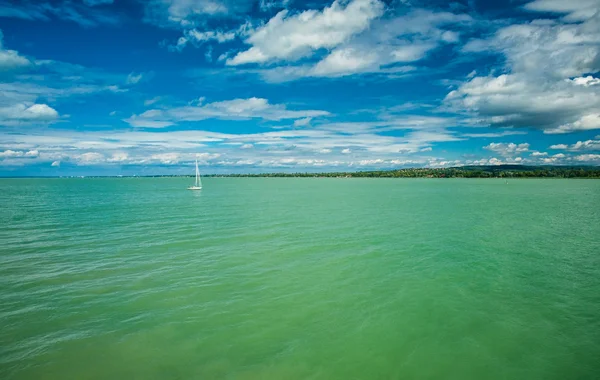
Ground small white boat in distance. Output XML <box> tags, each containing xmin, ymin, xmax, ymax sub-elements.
<box><xmin>188</xmin><ymin>159</ymin><xmax>202</xmax><ymax>190</ymax></box>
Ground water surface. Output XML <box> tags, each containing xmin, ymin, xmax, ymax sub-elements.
<box><xmin>1</xmin><ymin>178</ymin><xmax>599</xmax><ymax>379</ymax></box>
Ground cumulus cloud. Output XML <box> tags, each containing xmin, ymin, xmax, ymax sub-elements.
<box><xmin>0</xmin><ymin>30</ymin><xmax>30</xmax><ymax>72</ymax></box>
<box><xmin>484</xmin><ymin>142</ymin><xmax>530</xmax><ymax>156</ymax></box>
<box><xmin>227</xmin><ymin>0</ymin><xmax>385</xmax><ymax>65</ymax></box>
<box><xmin>451</xmin><ymin>1</ymin><xmax>600</xmax><ymax>134</ymax></box>
<box><xmin>549</xmin><ymin>144</ymin><xmax>568</xmax><ymax>149</ymax></box>
<box><xmin>0</xmin><ymin>149</ymin><xmax>39</xmax><ymax>158</ymax></box>
<box><xmin>545</xmin><ymin>114</ymin><xmax>600</xmax><ymax>134</ymax></box>
<box><xmin>574</xmin><ymin>154</ymin><xmax>600</xmax><ymax>161</ymax></box>
<box><xmin>0</xmin><ymin>103</ymin><xmax>59</xmax><ymax>126</ymax></box>
<box><xmin>550</xmin><ymin>140</ymin><xmax>600</xmax><ymax>151</ymax></box>
<box><xmin>447</xmin><ymin>74</ymin><xmax>600</xmax><ymax>134</ymax></box>
<box><xmin>227</xmin><ymin>5</ymin><xmax>472</xmax><ymax>80</ymax></box>
<box><xmin>125</xmin><ymin>97</ymin><xmax>330</xmax><ymax>127</ymax></box>
<box><xmin>569</xmin><ymin>76</ymin><xmax>600</xmax><ymax>87</ymax></box>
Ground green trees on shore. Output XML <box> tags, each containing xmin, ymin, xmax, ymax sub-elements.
<box><xmin>206</xmin><ymin>166</ymin><xmax>600</xmax><ymax>179</ymax></box>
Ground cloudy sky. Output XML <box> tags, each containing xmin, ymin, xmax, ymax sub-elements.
<box><xmin>1</xmin><ymin>0</ymin><xmax>599</xmax><ymax>175</ymax></box>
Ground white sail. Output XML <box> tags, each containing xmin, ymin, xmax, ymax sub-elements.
<box><xmin>188</xmin><ymin>159</ymin><xmax>202</xmax><ymax>190</ymax></box>
<box><xmin>195</xmin><ymin>160</ymin><xmax>202</xmax><ymax>187</ymax></box>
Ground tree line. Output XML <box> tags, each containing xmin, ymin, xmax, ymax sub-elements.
<box><xmin>205</xmin><ymin>166</ymin><xmax>600</xmax><ymax>179</ymax></box>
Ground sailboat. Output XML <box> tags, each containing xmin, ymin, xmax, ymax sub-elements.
<box><xmin>187</xmin><ymin>159</ymin><xmax>202</xmax><ymax>190</ymax></box>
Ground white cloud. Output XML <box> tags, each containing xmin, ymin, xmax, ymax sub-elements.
<box><xmin>227</xmin><ymin>0</ymin><xmax>385</xmax><ymax>65</ymax></box>
<box><xmin>0</xmin><ymin>48</ymin><xmax>30</xmax><ymax>72</ymax></box>
<box><xmin>463</xmin><ymin>17</ymin><xmax>600</xmax><ymax>78</ymax></box>
<box><xmin>420</xmin><ymin>147</ymin><xmax>432</xmax><ymax>152</ymax></box>
<box><xmin>570</xmin><ymin>140</ymin><xmax>600</xmax><ymax>151</ymax></box>
<box><xmin>51</xmin><ymin>160</ymin><xmax>60</xmax><ymax>167</ymax></box>
<box><xmin>544</xmin><ymin>114</ymin><xmax>600</xmax><ymax>134</ymax></box>
<box><xmin>452</xmin><ymin>4</ymin><xmax>600</xmax><ymax>133</ymax></box>
<box><xmin>150</xmin><ymin>153</ymin><xmax>180</xmax><ymax>164</ymax></box>
<box><xmin>531</xmin><ymin>151</ymin><xmax>548</xmax><ymax>156</ymax></box>
<box><xmin>77</xmin><ymin>152</ymin><xmax>105</xmax><ymax>164</ymax></box>
<box><xmin>551</xmin><ymin>140</ymin><xmax>600</xmax><ymax>151</ymax></box>
<box><xmin>447</xmin><ymin>74</ymin><xmax>600</xmax><ymax>133</ymax></box>
<box><xmin>125</xmin><ymin>97</ymin><xmax>330</xmax><ymax>127</ymax></box>
<box><xmin>464</xmin><ymin>157</ymin><xmax>506</xmax><ymax>166</ymax></box>
<box><xmin>524</xmin><ymin>0</ymin><xmax>599</xmax><ymax>21</ymax></box>
<box><xmin>107</xmin><ymin>152</ymin><xmax>129</xmax><ymax>162</ymax></box>
<box><xmin>569</xmin><ymin>76</ymin><xmax>600</xmax><ymax>87</ymax></box>
<box><xmin>260</xmin><ymin>62</ymin><xmax>416</xmax><ymax>82</ymax></box>
<box><xmin>462</xmin><ymin>130</ymin><xmax>528</xmax><ymax>138</ymax></box>
<box><xmin>293</xmin><ymin>8</ymin><xmax>473</xmax><ymax>78</ymax></box>
<box><xmin>229</xmin><ymin>6</ymin><xmax>471</xmax><ymax>80</ymax></box>
<box><xmin>144</xmin><ymin>96</ymin><xmax>161</xmax><ymax>106</ymax></box>
<box><xmin>126</xmin><ymin>72</ymin><xmax>143</xmax><ymax>84</ymax></box>
<box><xmin>171</xmin><ymin>29</ymin><xmax>237</xmax><ymax>51</ymax></box>
<box><xmin>484</xmin><ymin>142</ymin><xmax>530</xmax><ymax>156</ymax></box>
<box><xmin>0</xmin><ymin>112</ymin><xmax>477</xmax><ymax>171</ymax></box>
<box><xmin>240</xmin><ymin>143</ymin><xmax>254</xmax><ymax>149</ymax></box>
<box><xmin>0</xmin><ymin>150</ymin><xmax>23</xmax><ymax>158</ymax></box>
<box><xmin>293</xmin><ymin>117</ymin><xmax>312</xmax><ymax>127</ymax></box>
<box><xmin>0</xmin><ymin>30</ymin><xmax>30</xmax><ymax>72</ymax></box>
<box><xmin>144</xmin><ymin>0</ymin><xmax>238</xmax><ymax>27</ymax></box>
<box><xmin>574</xmin><ymin>154</ymin><xmax>600</xmax><ymax>161</ymax></box>
<box><xmin>311</xmin><ymin>47</ymin><xmax>379</xmax><ymax>77</ymax></box>
<box><xmin>259</xmin><ymin>0</ymin><xmax>289</xmax><ymax>11</ymax></box>
<box><xmin>0</xmin><ymin>103</ymin><xmax>59</xmax><ymax>126</ymax></box>
<box><xmin>549</xmin><ymin>144</ymin><xmax>568</xmax><ymax>149</ymax></box>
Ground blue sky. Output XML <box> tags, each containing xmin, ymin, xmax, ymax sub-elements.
<box><xmin>0</xmin><ymin>0</ymin><xmax>599</xmax><ymax>176</ymax></box>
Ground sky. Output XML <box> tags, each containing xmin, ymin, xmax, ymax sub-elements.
<box><xmin>0</xmin><ymin>0</ymin><xmax>599</xmax><ymax>176</ymax></box>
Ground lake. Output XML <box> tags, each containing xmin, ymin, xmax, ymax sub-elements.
<box><xmin>1</xmin><ymin>178</ymin><xmax>599</xmax><ymax>379</ymax></box>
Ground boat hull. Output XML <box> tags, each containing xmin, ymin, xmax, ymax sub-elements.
<box><xmin>187</xmin><ymin>186</ymin><xmax>202</xmax><ymax>190</ymax></box>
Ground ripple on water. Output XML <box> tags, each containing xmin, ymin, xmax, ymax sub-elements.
<box><xmin>1</xmin><ymin>178</ymin><xmax>599</xmax><ymax>379</ymax></box>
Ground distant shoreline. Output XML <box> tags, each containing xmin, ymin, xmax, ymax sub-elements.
<box><xmin>2</xmin><ymin>165</ymin><xmax>600</xmax><ymax>179</ymax></box>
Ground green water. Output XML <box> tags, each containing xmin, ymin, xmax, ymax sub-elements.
<box><xmin>1</xmin><ymin>178</ymin><xmax>599</xmax><ymax>379</ymax></box>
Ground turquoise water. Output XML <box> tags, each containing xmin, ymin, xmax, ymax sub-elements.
<box><xmin>1</xmin><ymin>178</ymin><xmax>599</xmax><ymax>379</ymax></box>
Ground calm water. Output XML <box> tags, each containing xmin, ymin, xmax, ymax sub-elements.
<box><xmin>1</xmin><ymin>178</ymin><xmax>599</xmax><ymax>379</ymax></box>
